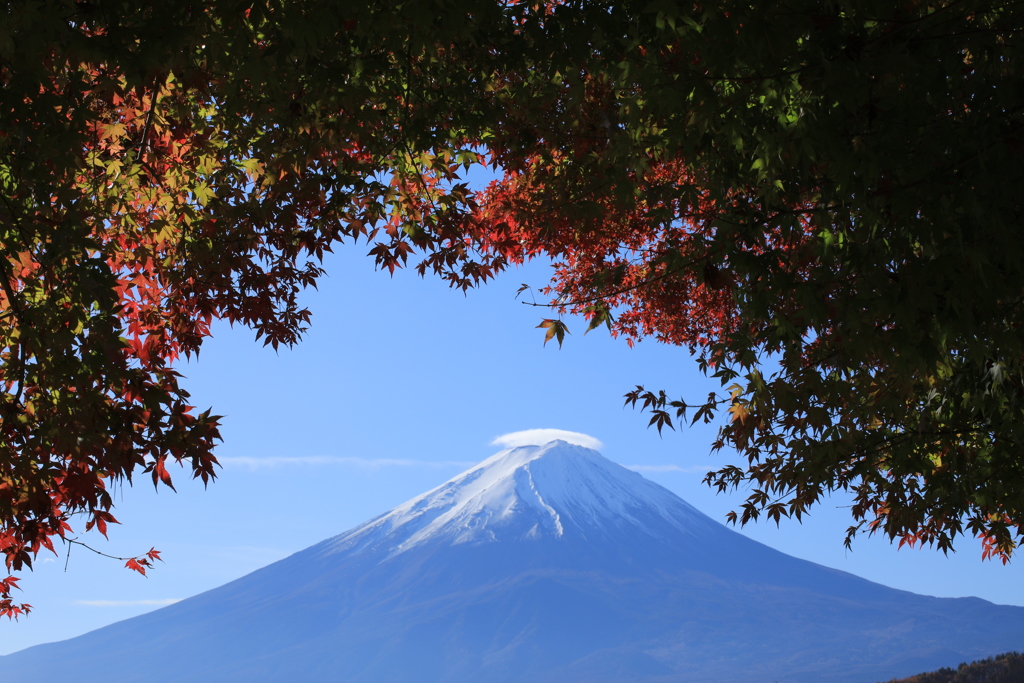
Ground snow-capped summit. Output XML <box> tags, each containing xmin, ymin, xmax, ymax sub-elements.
<box><xmin>323</xmin><ymin>440</ymin><xmax>716</xmax><ymax>558</ymax></box>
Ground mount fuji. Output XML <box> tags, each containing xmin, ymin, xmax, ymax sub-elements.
<box><xmin>5</xmin><ymin>439</ymin><xmax>1024</xmax><ymax>682</ymax></box>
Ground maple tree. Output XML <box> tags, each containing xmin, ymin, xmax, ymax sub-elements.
<box><xmin>0</xmin><ymin>0</ymin><xmax>512</xmax><ymax>617</ymax></box>
<box><xmin>464</xmin><ymin>0</ymin><xmax>1024</xmax><ymax>565</ymax></box>
<box><xmin>2</xmin><ymin>0</ymin><xmax>1022</xmax><ymax>617</ymax></box>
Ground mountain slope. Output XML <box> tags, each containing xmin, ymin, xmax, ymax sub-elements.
<box><xmin>6</xmin><ymin>440</ymin><xmax>1024</xmax><ymax>682</ymax></box>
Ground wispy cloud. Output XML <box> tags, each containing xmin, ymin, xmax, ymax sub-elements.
<box><xmin>625</xmin><ymin>464</ymin><xmax>710</xmax><ymax>474</ymax></box>
<box><xmin>491</xmin><ymin>429</ymin><xmax>603</xmax><ymax>450</ymax></box>
<box><xmin>219</xmin><ymin>456</ymin><xmax>474</xmax><ymax>470</ymax></box>
<box><xmin>76</xmin><ymin>599</ymin><xmax>181</xmax><ymax>607</ymax></box>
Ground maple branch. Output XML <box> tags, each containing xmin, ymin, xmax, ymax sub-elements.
<box><xmin>63</xmin><ymin>537</ymin><xmax>162</xmax><ymax>574</ymax></box>
<box><xmin>64</xmin><ymin>538</ymin><xmax>138</xmax><ymax>563</ymax></box>
<box><xmin>137</xmin><ymin>93</ymin><xmax>156</xmax><ymax>157</ymax></box>
<box><xmin>62</xmin><ymin>540</ymin><xmax>151</xmax><ymax>565</ymax></box>
<box><xmin>518</xmin><ymin>245</ymin><xmax>727</xmax><ymax>310</ymax></box>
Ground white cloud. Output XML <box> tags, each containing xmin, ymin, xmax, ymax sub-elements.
<box><xmin>491</xmin><ymin>429</ymin><xmax>603</xmax><ymax>450</ymax></box>
<box><xmin>76</xmin><ymin>599</ymin><xmax>181</xmax><ymax>607</ymax></box>
<box><xmin>625</xmin><ymin>464</ymin><xmax>709</xmax><ymax>474</ymax></box>
<box><xmin>219</xmin><ymin>456</ymin><xmax>474</xmax><ymax>470</ymax></box>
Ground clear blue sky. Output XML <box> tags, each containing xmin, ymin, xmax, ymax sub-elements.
<box><xmin>2</xmin><ymin>239</ymin><xmax>1022</xmax><ymax>655</ymax></box>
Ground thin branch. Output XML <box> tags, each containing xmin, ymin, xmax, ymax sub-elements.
<box><xmin>137</xmin><ymin>92</ymin><xmax>156</xmax><ymax>157</ymax></box>
<box><xmin>64</xmin><ymin>537</ymin><xmax>148</xmax><ymax>563</ymax></box>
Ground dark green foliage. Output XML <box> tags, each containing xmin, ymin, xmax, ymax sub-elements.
<box><xmin>3</xmin><ymin>0</ymin><xmax>1023</xmax><ymax>615</ymax></box>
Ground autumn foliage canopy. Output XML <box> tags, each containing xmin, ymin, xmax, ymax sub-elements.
<box><xmin>1</xmin><ymin>0</ymin><xmax>1022</xmax><ymax>615</ymax></box>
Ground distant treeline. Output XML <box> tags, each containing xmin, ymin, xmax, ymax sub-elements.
<box><xmin>881</xmin><ymin>652</ymin><xmax>1024</xmax><ymax>683</ymax></box>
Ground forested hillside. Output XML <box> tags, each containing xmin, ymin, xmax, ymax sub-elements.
<box><xmin>882</xmin><ymin>652</ymin><xmax>1024</xmax><ymax>683</ymax></box>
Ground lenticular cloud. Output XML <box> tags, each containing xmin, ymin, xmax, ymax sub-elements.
<box><xmin>490</xmin><ymin>428</ymin><xmax>603</xmax><ymax>450</ymax></box>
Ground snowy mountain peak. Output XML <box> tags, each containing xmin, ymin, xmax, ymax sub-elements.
<box><xmin>322</xmin><ymin>439</ymin><xmax>715</xmax><ymax>559</ymax></box>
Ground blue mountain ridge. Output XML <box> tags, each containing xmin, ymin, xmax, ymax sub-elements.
<box><xmin>5</xmin><ymin>440</ymin><xmax>1023</xmax><ymax>682</ymax></box>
